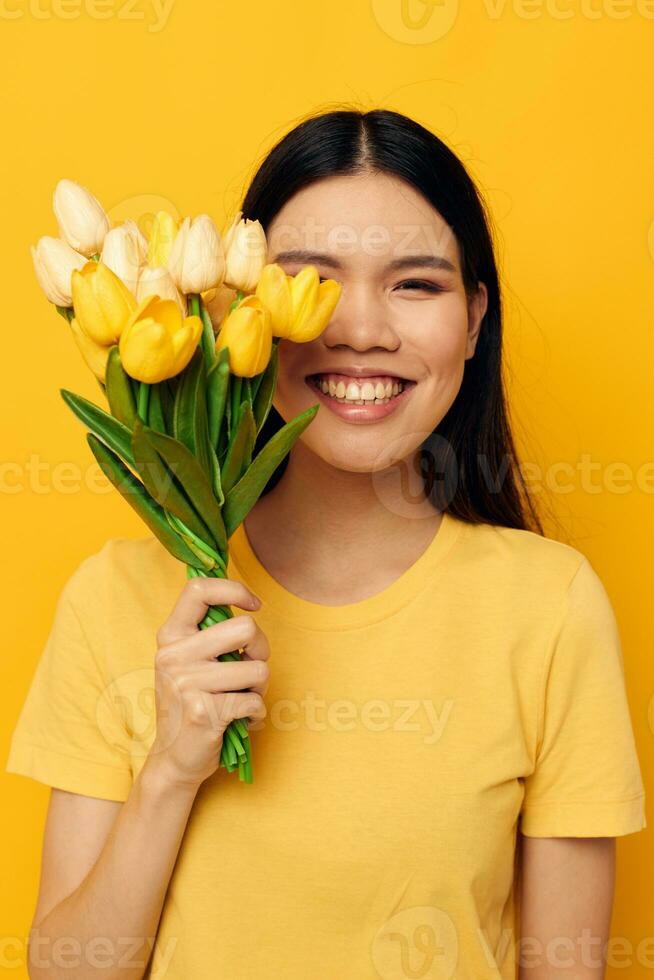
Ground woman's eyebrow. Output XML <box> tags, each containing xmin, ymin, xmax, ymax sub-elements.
<box><xmin>270</xmin><ymin>249</ymin><xmax>456</xmax><ymax>274</ymax></box>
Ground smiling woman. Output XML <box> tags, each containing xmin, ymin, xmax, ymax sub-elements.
<box><xmin>242</xmin><ymin>113</ymin><xmax>538</xmax><ymax>536</ymax></box>
<box><xmin>6</xmin><ymin>108</ymin><xmax>646</xmax><ymax>980</ymax></box>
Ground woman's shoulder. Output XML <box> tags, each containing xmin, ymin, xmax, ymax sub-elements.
<box><xmin>455</xmin><ymin>516</ymin><xmax>603</xmax><ymax>601</ymax></box>
<box><xmin>64</xmin><ymin>534</ymin><xmax>184</xmax><ymax>611</ymax></box>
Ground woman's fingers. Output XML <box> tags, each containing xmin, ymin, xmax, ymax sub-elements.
<box><xmin>156</xmin><ymin>577</ymin><xmax>261</xmax><ymax>646</ymax></box>
<box><xmin>173</xmin><ymin>658</ymin><xmax>270</xmax><ymax>697</ymax></box>
<box><xmin>157</xmin><ymin>612</ymin><xmax>270</xmax><ymax>668</ymax></box>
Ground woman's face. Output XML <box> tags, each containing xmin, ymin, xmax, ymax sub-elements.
<box><xmin>266</xmin><ymin>171</ymin><xmax>488</xmax><ymax>474</ymax></box>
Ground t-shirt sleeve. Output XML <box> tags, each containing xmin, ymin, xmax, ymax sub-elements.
<box><xmin>520</xmin><ymin>556</ymin><xmax>647</xmax><ymax>837</ymax></box>
<box><xmin>5</xmin><ymin>552</ymin><xmax>133</xmax><ymax>802</ymax></box>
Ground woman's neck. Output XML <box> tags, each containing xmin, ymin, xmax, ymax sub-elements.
<box><xmin>243</xmin><ymin>441</ymin><xmax>443</xmax><ymax>605</ymax></box>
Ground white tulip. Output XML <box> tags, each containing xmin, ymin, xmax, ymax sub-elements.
<box><xmin>53</xmin><ymin>178</ymin><xmax>110</xmax><ymax>257</ymax></box>
<box><xmin>222</xmin><ymin>210</ymin><xmax>267</xmax><ymax>293</ymax></box>
<box><xmin>168</xmin><ymin>214</ymin><xmax>225</xmax><ymax>294</ymax></box>
<box><xmin>100</xmin><ymin>220</ymin><xmax>147</xmax><ymax>294</ymax></box>
<box><xmin>31</xmin><ymin>236</ymin><xmax>87</xmax><ymax>307</ymax></box>
<box><xmin>136</xmin><ymin>265</ymin><xmax>186</xmax><ymax>315</ymax></box>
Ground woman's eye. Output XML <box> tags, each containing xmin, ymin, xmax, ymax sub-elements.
<box><xmin>396</xmin><ymin>279</ymin><xmax>443</xmax><ymax>293</ymax></box>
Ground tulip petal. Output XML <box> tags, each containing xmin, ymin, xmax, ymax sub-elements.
<box><xmin>148</xmin><ymin>211</ymin><xmax>178</xmax><ymax>268</ymax></box>
<box><xmin>170</xmin><ymin>315</ymin><xmax>203</xmax><ymax>376</ymax></box>
<box><xmin>149</xmin><ymin>298</ymin><xmax>182</xmax><ymax>336</ymax></box>
<box><xmin>119</xmin><ymin>316</ymin><xmax>175</xmax><ymax>384</ymax></box>
<box><xmin>68</xmin><ymin>316</ymin><xmax>111</xmax><ymax>382</ymax></box>
<box><xmin>290</xmin><ymin>265</ymin><xmax>320</xmax><ymax>330</ymax></box>
<box><xmin>53</xmin><ymin>179</ymin><xmax>110</xmax><ymax>257</ymax></box>
<box><xmin>288</xmin><ymin>278</ymin><xmax>342</xmax><ymax>342</ymax></box>
<box><xmin>255</xmin><ymin>263</ymin><xmax>293</xmax><ymax>338</ymax></box>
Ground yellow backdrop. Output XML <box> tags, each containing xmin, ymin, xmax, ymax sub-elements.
<box><xmin>1</xmin><ymin>0</ymin><xmax>652</xmax><ymax>975</ymax></box>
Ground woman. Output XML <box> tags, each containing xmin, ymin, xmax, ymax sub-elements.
<box><xmin>6</xmin><ymin>108</ymin><xmax>646</xmax><ymax>979</ymax></box>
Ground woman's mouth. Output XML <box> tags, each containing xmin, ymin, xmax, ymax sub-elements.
<box><xmin>304</xmin><ymin>372</ymin><xmax>417</xmax><ymax>423</ymax></box>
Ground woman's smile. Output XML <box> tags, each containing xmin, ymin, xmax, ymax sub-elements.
<box><xmin>304</xmin><ymin>372</ymin><xmax>418</xmax><ymax>423</ymax></box>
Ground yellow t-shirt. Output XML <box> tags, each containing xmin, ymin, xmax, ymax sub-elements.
<box><xmin>6</xmin><ymin>512</ymin><xmax>647</xmax><ymax>979</ymax></box>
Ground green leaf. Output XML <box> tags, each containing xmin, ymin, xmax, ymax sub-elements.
<box><xmin>172</xmin><ymin>347</ymin><xmax>212</xmax><ymax>479</ymax></box>
<box><xmin>132</xmin><ymin>418</ymin><xmax>215</xmax><ymax>547</ymax></box>
<box><xmin>86</xmin><ymin>433</ymin><xmax>202</xmax><ymax>566</ymax></box>
<box><xmin>223</xmin><ymin>403</ymin><xmax>319</xmax><ymax>537</ymax></box>
<box><xmin>221</xmin><ymin>401</ymin><xmax>256</xmax><ymax>496</ymax></box>
<box><xmin>134</xmin><ymin>420</ymin><xmax>227</xmax><ymax>555</ymax></box>
<box><xmin>60</xmin><ymin>388</ymin><xmax>135</xmax><ymax>467</ymax></box>
<box><xmin>209</xmin><ymin>443</ymin><xmax>224</xmax><ymax>507</ymax></box>
<box><xmin>199</xmin><ymin>301</ymin><xmax>217</xmax><ymax>369</ymax></box>
<box><xmin>206</xmin><ymin>349</ymin><xmax>230</xmax><ymax>449</ymax></box>
<box><xmin>252</xmin><ymin>343</ymin><xmax>279</xmax><ymax>434</ymax></box>
<box><xmin>105</xmin><ymin>347</ymin><xmax>137</xmax><ymax>428</ymax></box>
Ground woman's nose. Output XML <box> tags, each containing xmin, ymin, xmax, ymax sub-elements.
<box><xmin>320</xmin><ymin>282</ymin><xmax>400</xmax><ymax>350</ymax></box>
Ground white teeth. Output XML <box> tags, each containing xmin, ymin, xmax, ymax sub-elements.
<box><xmin>314</xmin><ymin>376</ymin><xmax>405</xmax><ymax>404</ymax></box>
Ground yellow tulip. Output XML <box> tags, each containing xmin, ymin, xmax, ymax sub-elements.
<box><xmin>31</xmin><ymin>236</ymin><xmax>87</xmax><ymax>307</ymax></box>
<box><xmin>147</xmin><ymin>211</ymin><xmax>178</xmax><ymax>268</ymax></box>
<box><xmin>53</xmin><ymin>179</ymin><xmax>110</xmax><ymax>257</ymax></box>
<box><xmin>168</xmin><ymin>215</ymin><xmax>225</xmax><ymax>294</ymax></box>
<box><xmin>215</xmin><ymin>294</ymin><xmax>272</xmax><ymax>378</ymax></box>
<box><xmin>71</xmin><ymin>261</ymin><xmax>137</xmax><ymax>346</ymax></box>
<box><xmin>255</xmin><ymin>263</ymin><xmax>342</xmax><ymax>342</ymax></box>
<box><xmin>119</xmin><ymin>295</ymin><xmax>202</xmax><ymax>383</ymax></box>
<box><xmin>222</xmin><ymin>210</ymin><xmax>267</xmax><ymax>293</ymax></box>
<box><xmin>137</xmin><ymin>265</ymin><xmax>186</xmax><ymax>316</ymax></box>
<box><xmin>68</xmin><ymin>316</ymin><xmax>111</xmax><ymax>382</ymax></box>
<box><xmin>100</xmin><ymin>220</ymin><xmax>147</xmax><ymax>294</ymax></box>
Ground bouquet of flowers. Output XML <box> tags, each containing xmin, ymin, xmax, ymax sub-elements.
<box><xmin>31</xmin><ymin>179</ymin><xmax>342</xmax><ymax>783</ymax></box>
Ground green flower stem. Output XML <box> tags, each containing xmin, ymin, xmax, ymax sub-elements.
<box><xmin>223</xmin><ymin>736</ymin><xmax>237</xmax><ymax>767</ymax></box>
<box><xmin>183</xmin><ymin>560</ymin><xmax>253</xmax><ymax>783</ymax></box>
<box><xmin>137</xmin><ymin>382</ymin><xmax>150</xmax><ymax>424</ymax></box>
<box><xmin>189</xmin><ymin>292</ymin><xmax>216</xmax><ymax>369</ymax></box>
<box><xmin>231</xmin><ymin>376</ymin><xmax>243</xmax><ymax>431</ymax></box>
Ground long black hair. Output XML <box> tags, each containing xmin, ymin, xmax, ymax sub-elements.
<box><xmin>241</xmin><ymin>107</ymin><xmax>544</xmax><ymax>534</ymax></box>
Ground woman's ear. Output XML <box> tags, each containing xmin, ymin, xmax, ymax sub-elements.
<box><xmin>465</xmin><ymin>282</ymin><xmax>488</xmax><ymax>359</ymax></box>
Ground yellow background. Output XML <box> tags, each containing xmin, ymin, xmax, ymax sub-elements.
<box><xmin>1</xmin><ymin>0</ymin><xmax>652</xmax><ymax>975</ymax></box>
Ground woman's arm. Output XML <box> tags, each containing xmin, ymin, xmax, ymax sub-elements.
<box><xmin>517</xmin><ymin>834</ymin><xmax>616</xmax><ymax>979</ymax></box>
<box><xmin>28</xmin><ymin>758</ymin><xmax>199</xmax><ymax>980</ymax></box>
<box><xmin>27</xmin><ymin>574</ymin><xmax>270</xmax><ymax>980</ymax></box>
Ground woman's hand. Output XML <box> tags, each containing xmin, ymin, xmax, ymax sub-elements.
<box><xmin>146</xmin><ymin>576</ymin><xmax>270</xmax><ymax>790</ymax></box>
